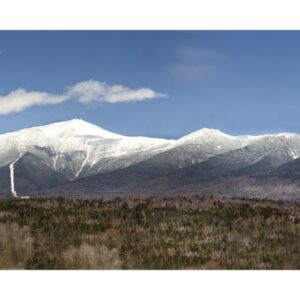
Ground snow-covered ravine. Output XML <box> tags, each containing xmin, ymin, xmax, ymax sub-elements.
<box><xmin>73</xmin><ymin>142</ymin><xmax>92</xmax><ymax>180</ymax></box>
<box><xmin>9</xmin><ymin>157</ymin><xmax>19</xmax><ymax>198</ymax></box>
<box><xmin>8</xmin><ymin>147</ymin><xmax>30</xmax><ymax>199</ymax></box>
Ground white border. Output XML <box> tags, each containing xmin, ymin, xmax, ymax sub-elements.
<box><xmin>0</xmin><ymin>0</ymin><xmax>300</xmax><ymax>29</ymax></box>
<box><xmin>0</xmin><ymin>270</ymin><xmax>298</xmax><ymax>300</ymax></box>
<box><xmin>0</xmin><ymin>1</ymin><xmax>299</xmax><ymax>299</ymax></box>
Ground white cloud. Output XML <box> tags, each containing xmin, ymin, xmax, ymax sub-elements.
<box><xmin>67</xmin><ymin>81</ymin><xmax>107</xmax><ymax>103</ymax></box>
<box><xmin>0</xmin><ymin>89</ymin><xmax>68</xmax><ymax>115</ymax></box>
<box><xmin>67</xmin><ymin>80</ymin><xmax>167</xmax><ymax>103</ymax></box>
<box><xmin>105</xmin><ymin>86</ymin><xmax>165</xmax><ymax>103</ymax></box>
<box><xmin>0</xmin><ymin>80</ymin><xmax>167</xmax><ymax>115</ymax></box>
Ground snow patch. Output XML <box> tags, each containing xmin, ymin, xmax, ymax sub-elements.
<box><xmin>9</xmin><ymin>149</ymin><xmax>23</xmax><ymax>198</ymax></box>
<box><xmin>9</xmin><ymin>145</ymin><xmax>29</xmax><ymax>199</ymax></box>
<box><xmin>73</xmin><ymin>143</ymin><xmax>92</xmax><ymax>179</ymax></box>
<box><xmin>9</xmin><ymin>157</ymin><xmax>19</xmax><ymax>198</ymax></box>
<box><xmin>290</xmin><ymin>149</ymin><xmax>299</xmax><ymax>160</ymax></box>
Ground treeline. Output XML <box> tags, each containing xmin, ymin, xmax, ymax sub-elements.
<box><xmin>0</xmin><ymin>196</ymin><xmax>299</xmax><ymax>269</ymax></box>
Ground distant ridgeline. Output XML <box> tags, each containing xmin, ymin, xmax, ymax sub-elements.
<box><xmin>1</xmin><ymin>119</ymin><xmax>300</xmax><ymax>200</ymax></box>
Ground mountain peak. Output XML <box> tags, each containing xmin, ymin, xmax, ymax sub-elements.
<box><xmin>179</xmin><ymin>127</ymin><xmax>232</xmax><ymax>142</ymax></box>
<box><xmin>35</xmin><ymin>119</ymin><xmax>123</xmax><ymax>139</ymax></box>
<box><xmin>49</xmin><ymin>118</ymin><xmax>96</xmax><ymax>127</ymax></box>
<box><xmin>197</xmin><ymin>128</ymin><xmax>226</xmax><ymax>135</ymax></box>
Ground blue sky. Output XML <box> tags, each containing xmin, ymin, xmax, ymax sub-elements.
<box><xmin>1</xmin><ymin>31</ymin><xmax>300</xmax><ymax>138</ymax></box>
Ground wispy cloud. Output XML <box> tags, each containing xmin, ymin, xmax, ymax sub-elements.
<box><xmin>68</xmin><ymin>81</ymin><xmax>166</xmax><ymax>103</ymax></box>
<box><xmin>0</xmin><ymin>89</ymin><xmax>68</xmax><ymax>115</ymax></box>
<box><xmin>0</xmin><ymin>80</ymin><xmax>167</xmax><ymax>115</ymax></box>
<box><xmin>166</xmin><ymin>46</ymin><xmax>224</xmax><ymax>81</ymax></box>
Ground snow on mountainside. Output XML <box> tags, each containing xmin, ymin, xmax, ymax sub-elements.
<box><xmin>2</xmin><ymin>119</ymin><xmax>300</xmax><ymax>199</ymax></box>
<box><xmin>174</xmin><ymin>128</ymin><xmax>256</xmax><ymax>166</ymax></box>
<box><xmin>1</xmin><ymin>120</ymin><xmax>300</xmax><ymax>180</ymax></box>
<box><xmin>0</xmin><ymin>119</ymin><xmax>174</xmax><ymax>180</ymax></box>
<box><xmin>0</xmin><ymin>121</ymin><xmax>252</xmax><ymax>180</ymax></box>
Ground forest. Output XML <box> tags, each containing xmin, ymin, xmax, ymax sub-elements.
<box><xmin>0</xmin><ymin>195</ymin><xmax>299</xmax><ymax>269</ymax></box>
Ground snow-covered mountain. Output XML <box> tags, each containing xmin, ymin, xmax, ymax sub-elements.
<box><xmin>0</xmin><ymin>119</ymin><xmax>253</xmax><ymax>181</ymax></box>
<box><xmin>139</xmin><ymin>128</ymin><xmax>256</xmax><ymax>172</ymax></box>
<box><xmin>1</xmin><ymin>119</ymin><xmax>300</xmax><ymax>199</ymax></box>
<box><xmin>0</xmin><ymin>119</ymin><xmax>174</xmax><ymax>180</ymax></box>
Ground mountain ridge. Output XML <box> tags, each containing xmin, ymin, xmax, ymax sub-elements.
<box><xmin>1</xmin><ymin>119</ymin><xmax>300</xmax><ymax>200</ymax></box>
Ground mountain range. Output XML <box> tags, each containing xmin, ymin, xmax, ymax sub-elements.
<box><xmin>1</xmin><ymin>119</ymin><xmax>300</xmax><ymax>200</ymax></box>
